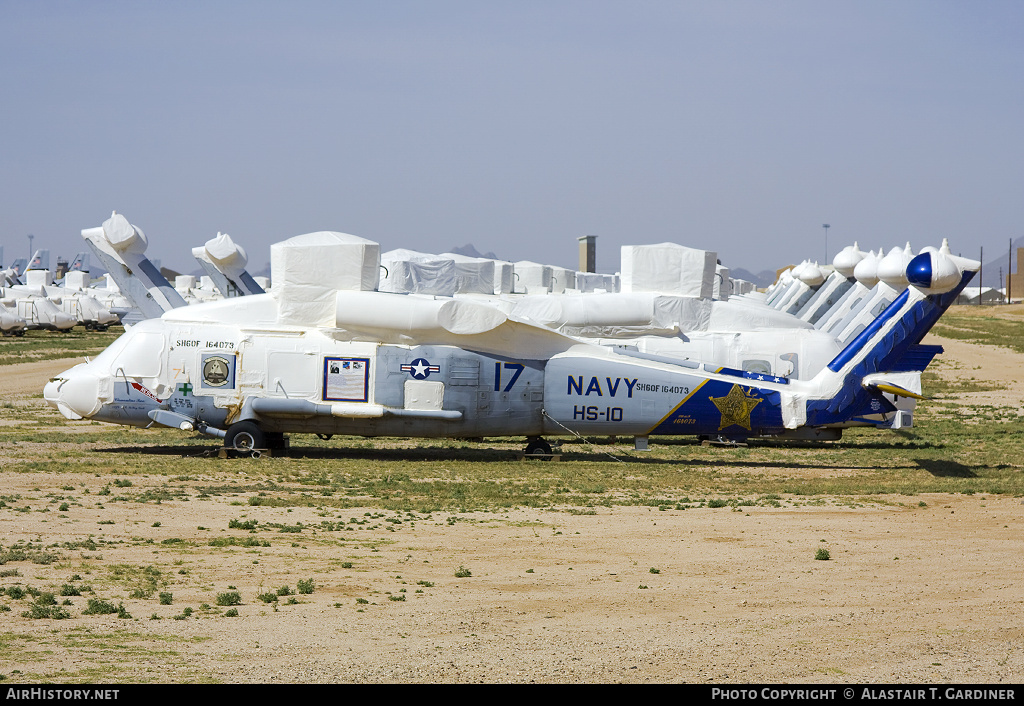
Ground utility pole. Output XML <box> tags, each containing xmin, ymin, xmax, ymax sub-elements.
<box><xmin>1009</xmin><ymin>238</ymin><xmax>1013</xmax><ymax>305</ymax></box>
<box><xmin>979</xmin><ymin>246</ymin><xmax>983</xmax><ymax>306</ymax></box>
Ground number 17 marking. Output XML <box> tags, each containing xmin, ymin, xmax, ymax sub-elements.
<box><xmin>494</xmin><ymin>362</ymin><xmax>525</xmax><ymax>392</ymax></box>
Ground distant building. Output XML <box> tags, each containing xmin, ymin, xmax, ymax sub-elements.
<box><xmin>1008</xmin><ymin>248</ymin><xmax>1023</xmax><ymax>303</ymax></box>
<box><xmin>956</xmin><ymin>286</ymin><xmax>1005</xmax><ymax>305</ymax></box>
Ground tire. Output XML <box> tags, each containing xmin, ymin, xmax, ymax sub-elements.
<box><xmin>525</xmin><ymin>438</ymin><xmax>553</xmax><ymax>459</ymax></box>
<box><xmin>225</xmin><ymin>421</ymin><xmax>265</xmax><ymax>452</ymax></box>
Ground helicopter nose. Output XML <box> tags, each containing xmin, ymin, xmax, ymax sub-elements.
<box><xmin>44</xmin><ymin>366</ymin><xmax>102</xmax><ymax>419</ymax></box>
<box><xmin>99</xmin><ymin>308</ymin><xmax>119</xmax><ymax>325</ymax></box>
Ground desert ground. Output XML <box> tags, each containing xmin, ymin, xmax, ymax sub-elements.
<box><xmin>1</xmin><ymin>308</ymin><xmax>1023</xmax><ymax>684</ymax></box>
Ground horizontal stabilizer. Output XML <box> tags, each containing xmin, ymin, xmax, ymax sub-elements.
<box><xmin>865</xmin><ymin>382</ymin><xmax>928</xmax><ymax>400</ymax></box>
<box><xmin>888</xmin><ymin>344</ymin><xmax>943</xmax><ymax>372</ymax></box>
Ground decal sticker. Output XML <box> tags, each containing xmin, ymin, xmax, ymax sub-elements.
<box><xmin>323</xmin><ymin>357</ymin><xmax>370</xmax><ymax>402</ymax></box>
<box><xmin>201</xmin><ymin>354</ymin><xmax>236</xmax><ymax>389</ymax></box>
<box><xmin>710</xmin><ymin>384</ymin><xmax>762</xmax><ymax>431</ymax></box>
<box><xmin>401</xmin><ymin>358</ymin><xmax>440</xmax><ymax>380</ymax></box>
<box><xmin>130</xmin><ymin>381</ymin><xmax>164</xmax><ymax>403</ymax></box>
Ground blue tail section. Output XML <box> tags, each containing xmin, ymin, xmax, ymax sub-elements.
<box><xmin>807</xmin><ymin>267</ymin><xmax>975</xmax><ymax>427</ymax></box>
<box><xmin>825</xmin><ymin>269</ymin><xmax>973</xmax><ymax>377</ymax></box>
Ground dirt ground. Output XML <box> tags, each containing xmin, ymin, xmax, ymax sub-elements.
<box><xmin>1</xmin><ymin>327</ymin><xmax>1023</xmax><ymax>684</ymax></box>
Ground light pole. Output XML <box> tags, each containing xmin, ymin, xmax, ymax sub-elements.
<box><xmin>822</xmin><ymin>224</ymin><xmax>830</xmax><ymax>264</ymax></box>
<box><xmin>27</xmin><ymin>233</ymin><xmax>34</xmax><ymax>260</ymax></box>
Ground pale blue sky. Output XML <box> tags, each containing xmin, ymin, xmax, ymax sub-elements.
<box><xmin>2</xmin><ymin>1</ymin><xmax>1022</xmax><ymax>278</ymax></box>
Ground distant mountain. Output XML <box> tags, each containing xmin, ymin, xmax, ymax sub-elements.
<box><xmin>449</xmin><ymin>244</ymin><xmax>499</xmax><ymax>260</ymax></box>
<box><xmin>730</xmin><ymin>267</ymin><xmax>778</xmax><ymax>289</ymax></box>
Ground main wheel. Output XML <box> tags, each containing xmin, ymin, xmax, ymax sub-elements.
<box><xmin>225</xmin><ymin>421</ymin><xmax>265</xmax><ymax>453</ymax></box>
<box><xmin>524</xmin><ymin>437</ymin><xmax>553</xmax><ymax>459</ymax></box>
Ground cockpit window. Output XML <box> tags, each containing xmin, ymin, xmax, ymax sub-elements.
<box><xmin>93</xmin><ymin>329</ymin><xmax>165</xmax><ymax>378</ymax></box>
<box><xmin>115</xmin><ymin>332</ymin><xmax>165</xmax><ymax>377</ymax></box>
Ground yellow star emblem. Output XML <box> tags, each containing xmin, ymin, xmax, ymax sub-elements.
<box><xmin>709</xmin><ymin>385</ymin><xmax>761</xmax><ymax>431</ymax></box>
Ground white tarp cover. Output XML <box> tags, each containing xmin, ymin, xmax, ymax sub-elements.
<box><xmin>64</xmin><ymin>271</ymin><xmax>89</xmax><ymax>291</ymax></box>
<box><xmin>514</xmin><ymin>261</ymin><xmax>552</xmax><ymax>294</ymax></box>
<box><xmin>714</xmin><ymin>265</ymin><xmax>731</xmax><ymax>300</ymax></box>
<box><xmin>440</xmin><ymin>253</ymin><xmax>496</xmax><ymax>295</ymax></box>
<box><xmin>620</xmin><ymin>243</ymin><xmax>717</xmax><ymax>298</ymax></box>
<box><xmin>549</xmin><ymin>266</ymin><xmax>575</xmax><ymax>294</ymax></box>
<box><xmin>204</xmin><ymin>232</ymin><xmax>249</xmax><ymax>276</ymax></box>
<box><xmin>271</xmin><ymin>231</ymin><xmax>380</xmax><ymax>326</ymax></box>
<box><xmin>379</xmin><ymin>249</ymin><xmax>457</xmax><ymax>295</ymax></box>
<box><xmin>102</xmin><ymin>212</ymin><xmax>148</xmax><ymax>255</ymax></box>
<box><xmin>732</xmin><ymin>279</ymin><xmax>755</xmax><ymax>295</ymax></box>
<box><xmin>492</xmin><ymin>260</ymin><xmax>515</xmax><ymax>294</ymax></box>
<box><xmin>708</xmin><ymin>299</ymin><xmax>813</xmax><ymax>332</ymax></box>
<box><xmin>509</xmin><ymin>293</ymin><xmax>714</xmax><ymax>338</ymax></box>
<box><xmin>635</xmin><ymin>328</ymin><xmax>841</xmax><ymax>380</ymax></box>
<box><xmin>25</xmin><ymin>270</ymin><xmax>53</xmax><ymax>287</ymax></box>
<box><xmin>336</xmin><ymin>291</ymin><xmax>507</xmax><ymax>336</ymax></box>
<box><xmin>575</xmin><ymin>272</ymin><xmax>607</xmax><ymax>293</ymax></box>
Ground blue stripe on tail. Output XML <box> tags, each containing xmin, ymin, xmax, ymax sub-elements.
<box><xmin>807</xmin><ymin>269</ymin><xmax>974</xmax><ymax>427</ymax></box>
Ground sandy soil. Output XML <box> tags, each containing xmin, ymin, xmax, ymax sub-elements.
<box><xmin>1</xmin><ymin>330</ymin><xmax>1023</xmax><ymax>684</ymax></box>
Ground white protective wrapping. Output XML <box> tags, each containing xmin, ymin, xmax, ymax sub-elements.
<box><xmin>379</xmin><ymin>249</ymin><xmax>457</xmax><ymax>295</ymax></box>
<box><xmin>575</xmin><ymin>272</ymin><xmax>607</xmax><ymax>293</ymax></box>
<box><xmin>102</xmin><ymin>212</ymin><xmax>148</xmax><ymax>255</ymax></box>
<box><xmin>332</xmin><ymin>290</ymin><xmax>576</xmax><ymax>359</ymax></box>
<box><xmin>204</xmin><ymin>232</ymin><xmax>249</xmax><ymax>277</ymax></box>
<box><xmin>336</xmin><ymin>291</ymin><xmax>507</xmax><ymax>336</ymax></box>
<box><xmin>25</xmin><ymin>270</ymin><xmax>53</xmax><ymax>287</ymax></box>
<box><xmin>832</xmin><ymin>243</ymin><xmax>865</xmax><ymax>278</ymax></box>
<box><xmin>620</xmin><ymin>243</ymin><xmax>717</xmax><ymax>298</ymax></box>
<box><xmin>714</xmin><ymin>265</ymin><xmax>731</xmax><ymax>300</ymax></box>
<box><xmin>732</xmin><ymin>279</ymin><xmax>754</xmax><ymax>295</ymax></box>
<box><xmin>853</xmin><ymin>250</ymin><xmax>881</xmax><ymax>287</ymax></box>
<box><xmin>877</xmin><ymin>244</ymin><xmax>914</xmax><ymax>287</ymax></box>
<box><xmin>549</xmin><ymin>266</ymin><xmax>575</xmax><ymax>294</ymax></box>
<box><xmin>509</xmin><ymin>293</ymin><xmax>714</xmax><ymax>338</ymax></box>
<box><xmin>64</xmin><ymin>271</ymin><xmax>89</xmax><ymax>291</ymax></box>
<box><xmin>515</xmin><ymin>261</ymin><xmax>552</xmax><ymax>294</ymax></box>
<box><xmin>636</xmin><ymin>327</ymin><xmax>841</xmax><ymax>380</ymax></box>
<box><xmin>440</xmin><ymin>253</ymin><xmax>496</xmax><ymax>295</ymax></box>
<box><xmin>492</xmin><ymin>260</ymin><xmax>515</xmax><ymax>294</ymax></box>
<box><xmin>797</xmin><ymin>262</ymin><xmax>826</xmax><ymax>287</ymax></box>
<box><xmin>271</xmin><ymin>231</ymin><xmax>380</xmax><ymax>326</ymax></box>
<box><xmin>708</xmin><ymin>299</ymin><xmax>814</xmax><ymax>332</ymax></box>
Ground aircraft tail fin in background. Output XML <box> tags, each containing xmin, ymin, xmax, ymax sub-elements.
<box><xmin>801</xmin><ymin>248</ymin><xmax>978</xmax><ymax>428</ymax></box>
<box><xmin>82</xmin><ymin>212</ymin><xmax>188</xmax><ymax>319</ymax></box>
<box><xmin>192</xmin><ymin>232</ymin><xmax>265</xmax><ymax>298</ymax></box>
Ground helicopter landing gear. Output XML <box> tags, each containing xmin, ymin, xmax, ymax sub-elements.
<box><xmin>223</xmin><ymin>421</ymin><xmax>266</xmax><ymax>458</ymax></box>
<box><xmin>523</xmin><ymin>436</ymin><xmax>553</xmax><ymax>460</ymax></box>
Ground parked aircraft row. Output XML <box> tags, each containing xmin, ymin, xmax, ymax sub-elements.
<box><xmin>43</xmin><ymin>211</ymin><xmax>978</xmax><ymax>456</ymax></box>
<box><xmin>1</xmin><ymin>250</ymin><xmax>124</xmax><ymax>335</ymax></box>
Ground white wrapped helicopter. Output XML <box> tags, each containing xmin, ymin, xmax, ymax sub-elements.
<box><xmin>43</xmin><ymin>213</ymin><xmax>978</xmax><ymax>457</ymax></box>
